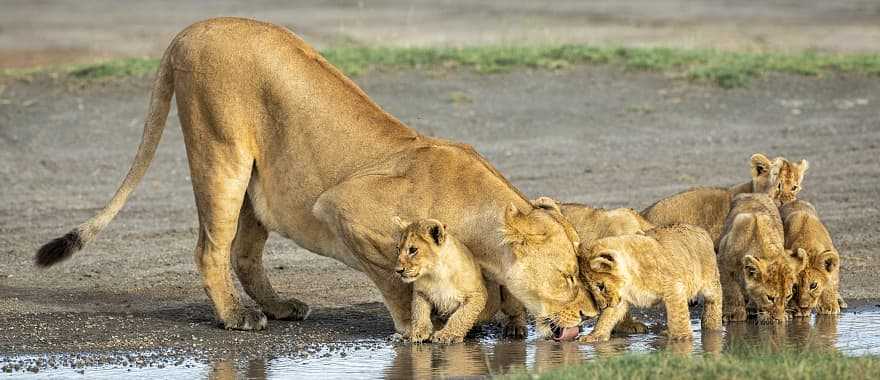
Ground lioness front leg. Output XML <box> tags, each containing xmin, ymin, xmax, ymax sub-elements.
<box><xmin>233</xmin><ymin>196</ymin><xmax>310</xmax><ymax>321</ymax></box>
<box><xmin>579</xmin><ymin>302</ymin><xmax>628</xmax><ymax>343</ymax></box>
<box><xmin>500</xmin><ymin>286</ymin><xmax>528</xmax><ymax>339</ymax></box>
<box><xmin>410</xmin><ymin>292</ymin><xmax>433</xmax><ymax>343</ymax></box>
<box><xmin>433</xmin><ymin>292</ymin><xmax>487</xmax><ymax>344</ymax></box>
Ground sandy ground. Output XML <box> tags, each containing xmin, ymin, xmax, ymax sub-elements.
<box><xmin>1</xmin><ymin>63</ymin><xmax>879</xmax><ymax>356</ymax></box>
<box><xmin>2</xmin><ymin>0</ymin><xmax>880</xmax><ymax>68</ymax></box>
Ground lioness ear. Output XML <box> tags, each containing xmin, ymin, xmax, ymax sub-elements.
<box><xmin>742</xmin><ymin>255</ymin><xmax>762</xmax><ymax>280</ymax></box>
<box><xmin>818</xmin><ymin>250</ymin><xmax>839</xmax><ymax>274</ymax></box>
<box><xmin>424</xmin><ymin>219</ymin><xmax>446</xmax><ymax>246</ymax></box>
<box><xmin>750</xmin><ymin>153</ymin><xmax>771</xmax><ymax>177</ymax></box>
<box><xmin>531</xmin><ymin>196</ymin><xmax>561</xmax><ymax>213</ymax></box>
<box><xmin>589</xmin><ymin>250</ymin><xmax>618</xmax><ymax>273</ymax></box>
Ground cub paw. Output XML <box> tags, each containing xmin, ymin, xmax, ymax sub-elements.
<box><xmin>223</xmin><ymin>308</ymin><xmax>268</xmax><ymax>331</ymax></box>
<box><xmin>431</xmin><ymin>331</ymin><xmax>464</xmax><ymax>344</ymax></box>
<box><xmin>264</xmin><ymin>299</ymin><xmax>311</xmax><ymax>321</ymax></box>
<box><xmin>837</xmin><ymin>296</ymin><xmax>848</xmax><ymax>310</ymax></box>
<box><xmin>410</xmin><ymin>324</ymin><xmax>433</xmax><ymax>343</ymax></box>
<box><xmin>817</xmin><ymin>302</ymin><xmax>841</xmax><ymax>315</ymax></box>
<box><xmin>577</xmin><ymin>333</ymin><xmax>607</xmax><ymax>343</ymax></box>
<box><xmin>613</xmin><ymin>319</ymin><xmax>648</xmax><ymax>334</ymax></box>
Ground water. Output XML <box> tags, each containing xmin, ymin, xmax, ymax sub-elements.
<box><xmin>4</xmin><ymin>309</ymin><xmax>880</xmax><ymax>379</ymax></box>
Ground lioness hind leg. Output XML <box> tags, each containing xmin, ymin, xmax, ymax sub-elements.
<box><xmin>499</xmin><ymin>286</ymin><xmax>528</xmax><ymax>339</ymax></box>
<box><xmin>233</xmin><ymin>196</ymin><xmax>310</xmax><ymax>321</ymax></box>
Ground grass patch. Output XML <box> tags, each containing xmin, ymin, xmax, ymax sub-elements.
<box><xmin>507</xmin><ymin>349</ymin><xmax>880</xmax><ymax>380</ymax></box>
<box><xmin>4</xmin><ymin>45</ymin><xmax>880</xmax><ymax>88</ymax></box>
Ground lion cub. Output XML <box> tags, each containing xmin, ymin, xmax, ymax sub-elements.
<box><xmin>578</xmin><ymin>224</ymin><xmax>723</xmax><ymax>342</ymax></box>
<box><xmin>781</xmin><ymin>200</ymin><xmax>843</xmax><ymax>316</ymax></box>
<box><xmin>641</xmin><ymin>154</ymin><xmax>809</xmax><ymax>244</ymax></box>
<box><xmin>394</xmin><ymin>218</ymin><xmax>495</xmax><ymax>344</ymax></box>
<box><xmin>717</xmin><ymin>193</ymin><xmax>804</xmax><ymax>324</ymax></box>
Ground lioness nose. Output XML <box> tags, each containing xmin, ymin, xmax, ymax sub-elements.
<box><xmin>395</xmin><ymin>268</ymin><xmax>404</xmax><ymax>274</ymax></box>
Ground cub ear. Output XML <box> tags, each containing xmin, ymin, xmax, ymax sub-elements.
<box><xmin>391</xmin><ymin>216</ymin><xmax>409</xmax><ymax>231</ymax></box>
<box><xmin>589</xmin><ymin>250</ymin><xmax>619</xmax><ymax>273</ymax></box>
<box><xmin>797</xmin><ymin>159</ymin><xmax>810</xmax><ymax>175</ymax></box>
<box><xmin>423</xmin><ymin>219</ymin><xmax>447</xmax><ymax>246</ymax></box>
<box><xmin>531</xmin><ymin>196</ymin><xmax>561</xmax><ymax>213</ymax></box>
<box><xmin>742</xmin><ymin>255</ymin><xmax>763</xmax><ymax>280</ymax></box>
<box><xmin>817</xmin><ymin>250</ymin><xmax>839</xmax><ymax>274</ymax></box>
<box><xmin>750</xmin><ymin>153</ymin><xmax>772</xmax><ymax>177</ymax></box>
<box><xmin>787</xmin><ymin>248</ymin><xmax>808</xmax><ymax>272</ymax></box>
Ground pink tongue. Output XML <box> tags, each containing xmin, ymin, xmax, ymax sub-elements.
<box><xmin>556</xmin><ymin>326</ymin><xmax>581</xmax><ymax>341</ymax></box>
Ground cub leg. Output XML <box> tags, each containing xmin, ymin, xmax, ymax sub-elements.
<box><xmin>232</xmin><ymin>196</ymin><xmax>309</xmax><ymax>320</ymax></box>
<box><xmin>721</xmin><ymin>270</ymin><xmax>747</xmax><ymax>322</ymax></box>
<box><xmin>817</xmin><ymin>287</ymin><xmax>841</xmax><ymax>315</ymax></box>
<box><xmin>579</xmin><ymin>302</ymin><xmax>629</xmax><ymax>342</ymax></box>
<box><xmin>479</xmin><ymin>279</ymin><xmax>502</xmax><ymax>323</ymax></box>
<box><xmin>701</xmin><ymin>280</ymin><xmax>724</xmax><ymax>331</ymax></box>
<box><xmin>500</xmin><ymin>286</ymin><xmax>528</xmax><ymax>339</ymax></box>
<box><xmin>410</xmin><ymin>292</ymin><xmax>434</xmax><ymax>343</ymax></box>
<box><xmin>433</xmin><ymin>291</ymin><xmax>488</xmax><ymax>344</ymax></box>
<box><xmin>664</xmin><ymin>287</ymin><xmax>693</xmax><ymax>340</ymax></box>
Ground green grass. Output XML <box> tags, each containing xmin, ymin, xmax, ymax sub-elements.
<box><xmin>4</xmin><ymin>45</ymin><xmax>880</xmax><ymax>88</ymax></box>
<box><xmin>506</xmin><ymin>350</ymin><xmax>880</xmax><ymax>380</ymax></box>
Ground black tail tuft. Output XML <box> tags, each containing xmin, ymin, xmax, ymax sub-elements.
<box><xmin>35</xmin><ymin>231</ymin><xmax>83</xmax><ymax>267</ymax></box>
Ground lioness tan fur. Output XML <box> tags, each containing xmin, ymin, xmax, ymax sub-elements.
<box><xmin>394</xmin><ymin>219</ymin><xmax>499</xmax><ymax>344</ymax></box>
<box><xmin>578</xmin><ymin>224</ymin><xmax>723</xmax><ymax>342</ymax></box>
<box><xmin>780</xmin><ymin>200</ymin><xmax>843</xmax><ymax>316</ymax></box>
<box><xmin>717</xmin><ymin>194</ymin><xmax>804</xmax><ymax>324</ymax></box>
<box><xmin>532</xmin><ymin>197</ymin><xmax>654</xmax><ymax>334</ymax></box>
<box><xmin>641</xmin><ymin>154</ymin><xmax>809</xmax><ymax>244</ymax></box>
<box><xmin>34</xmin><ymin>17</ymin><xmax>595</xmax><ymax>336</ymax></box>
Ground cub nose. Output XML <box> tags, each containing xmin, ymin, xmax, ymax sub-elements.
<box><xmin>395</xmin><ymin>268</ymin><xmax>405</xmax><ymax>275</ymax></box>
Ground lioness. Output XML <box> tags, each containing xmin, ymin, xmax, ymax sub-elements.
<box><xmin>532</xmin><ymin>196</ymin><xmax>653</xmax><ymax>334</ymax></box>
<box><xmin>578</xmin><ymin>224</ymin><xmax>723</xmax><ymax>342</ymax></box>
<box><xmin>780</xmin><ymin>200</ymin><xmax>843</xmax><ymax>316</ymax></box>
<box><xmin>34</xmin><ymin>17</ymin><xmax>594</xmax><ymax>337</ymax></box>
<box><xmin>394</xmin><ymin>218</ymin><xmax>498</xmax><ymax>344</ymax></box>
<box><xmin>641</xmin><ymin>154</ymin><xmax>809</xmax><ymax>244</ymax></box>
<box><xmin>717</xmin><ymin>194</ymin><xmax>804</xmax><ymax>324</ymax></box>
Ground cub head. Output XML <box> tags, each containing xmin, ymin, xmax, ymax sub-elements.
<box><xmin>750</xmin><ymin>154</ymin><xmax>809</xmax><ymax>205</ymax></box>
<box><xmin>742</xmin><ymin>255</ymin><xmax>797</xmax><ymax>324</ymax></box>
<box><xmin>580</xmin><ymin>248</ymin><xmax>625</xmax><ymax>310</ymax></box>
<box><xmin>501</xmin><ymin>202</ymin><xmax>594</xmax><ymax>340</ymax></box>
<box><xmin>773</xmin><ymin>159</ymin><xmax>808</xmax><ymax>205</ymax></box>
<box><xmin>393</xmin><ymin>218</ymin><xmax>448</xmax><ymax>283</ymax></box>
<box><xmin>792</xmin><ymin>250</ymin><xmax>839</xmax><ymax>317</ymax></box>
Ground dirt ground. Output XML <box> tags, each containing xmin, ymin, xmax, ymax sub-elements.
<box><xmin>2</xmin><ymin>0</ymin><xmax>880</xmax><ymax>68</ymax></box>
<box><xmin>1</xmin><ymin>62</ymin><xmax>879</xmax><ymax>356</ymax></box>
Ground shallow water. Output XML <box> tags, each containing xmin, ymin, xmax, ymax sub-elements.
<box><xmin>5</xmin><ymin>309</ymin><xmax>880</xmax><ymax>379</ymax></box>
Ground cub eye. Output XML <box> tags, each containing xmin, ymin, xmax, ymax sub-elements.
<box><xmin>766</xmin><ymin>295</ymin><xmax>776</xmax><ymax>303</ymax></box>
<box><xmin>408</xmin><ymin>247</ymin><xmax>418</xmax><ymax>256</ymax></box>
<box><xmin>778</xmin><ymin>183</ymin><xmax>783</xmax><ymax>190</ymax></box>
<box><xmin>792</xmin><ymin>185</ymin><xmax>800</xmax><ymax>192</ymax></box>
<box><xmin>597</xmin><ymin>283</ymin><xmax>606</xmax><ymax>292</ymax></box>
<box><xmin>810</xmin><ymin>282</ymin><xmax>818</xmax><ymax>290</ymax></box>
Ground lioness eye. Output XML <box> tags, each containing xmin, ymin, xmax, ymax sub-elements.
<box><xmin>408</xmin><ymin>247</ymin><xmax>418</xmax><ymax>256</ymax></box>
<box><xmin>810</xmin><ymin>282</ymin><xmax>818</xmax><ymax>290</ymax></box>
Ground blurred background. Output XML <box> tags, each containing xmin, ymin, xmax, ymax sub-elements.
<box><xmin>2</xmin><ymin>0</ymin><xmax>879</xmax><ymax>69</ymax></box>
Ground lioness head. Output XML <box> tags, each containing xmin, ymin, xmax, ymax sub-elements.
<box><xmin>393</xmin><ymin>218</ymin><xmax>447</xmax><ymax>283</ymax></box>
<box><xmin>501</xmin><ymin>202</ymin><xmax>594</xmax><ymax>340</ymax></box>
<box><xmin>792</xmin><ymin>250</ymin><xmax>839</xmax><ymax>317</ymax></box>
<box><xmin>742</xmin><ymin>253</ymin><xmax>800</xmax><ymax>324</ymax></box>
<box><xmin>750</xmin><ymin>153</ymin><xmax>808</xmax><ymax>205</ymax></box>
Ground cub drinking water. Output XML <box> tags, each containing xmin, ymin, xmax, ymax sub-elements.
<box><xmin>394</xmin><ymin>218</ymin><xmax>497</xmax><ymax>344</ymax></box>
<box><xmin>717</xmin><ymin>194</ymin><xmax>804</xmax><ymax>324</ymax></box>
<box><xmin>781</xmin><ymin>199</ymin><xmax>844</xmax><ymax>316</ymax></box>
<box><xmin>578</xmin><ymin>224</ymin><xmax>723</xmax><ymax>342</ymax></box>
